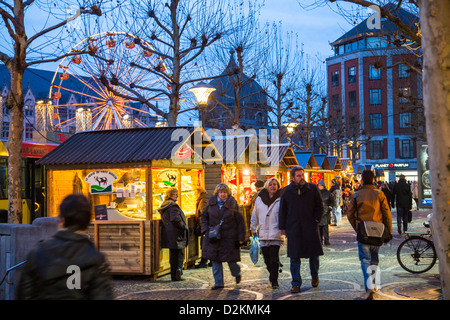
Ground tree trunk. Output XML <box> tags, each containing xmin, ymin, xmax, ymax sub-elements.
<box><xmin>7</xmin><ymin>68</ymin><xmax>24</xmax><ymax>224</ymax></box>
<box><xmin>419</xmin><ymin>0</ymin><xmax>450</xmax><ymax>299</ymax></box>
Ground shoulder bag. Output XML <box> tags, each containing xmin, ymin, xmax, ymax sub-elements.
<box><xmin>354</xmin><ymin>195</ymin><xmax>391</xmax><ymax>246</ymax></box>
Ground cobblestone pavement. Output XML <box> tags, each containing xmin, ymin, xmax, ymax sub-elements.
<box><xmin>112</xmin><ymin>209</ymin><xmax>442</xmax><ymax>301</ymax></box>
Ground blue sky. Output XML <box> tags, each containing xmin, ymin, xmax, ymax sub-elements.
<box><xmin>259</xmin><ymin>0</ymin><xmax>355</xmax><ymax>61</ymax></box>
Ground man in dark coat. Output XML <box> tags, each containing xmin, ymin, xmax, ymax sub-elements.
<box><xmin>16</xmin><ymin>194</ymin><xmax>113</xmax><ymax>300</ymax></box>
<box><xmin>280</xmin><ymin>166</ymin><xmax>324</xmax><ymax>293</ymax></box>
<box><xmin>159</xmin><ymin>188</ymin><xmax>189</xmax><ymax>281</ymax></box>
<box><xmin>392</xmin><ymin>175</ymin><xmax>412</xmax><ymax>234</ymax></box>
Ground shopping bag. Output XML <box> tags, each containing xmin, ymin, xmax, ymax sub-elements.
<box><xmin>249</xmin><ymin>235</ymin><xmax>260</xmax><ymax>264</ymax></box>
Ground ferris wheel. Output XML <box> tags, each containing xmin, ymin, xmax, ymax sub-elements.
<box><xmin>49</xmin><ymin>31</ymin><xmax>168</xmax><ymax>132</ymax></box>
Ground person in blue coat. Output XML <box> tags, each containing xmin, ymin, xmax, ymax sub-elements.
<box><xmin>279</xmin><ymin>166</ymin><xmax>324</xmax><ymax>294</ymax></box>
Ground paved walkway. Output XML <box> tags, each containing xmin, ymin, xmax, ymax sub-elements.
<box><xmin>112</xmin><ymin>209</ymin><xmax>442</xmax><ymax>301</ymax></box>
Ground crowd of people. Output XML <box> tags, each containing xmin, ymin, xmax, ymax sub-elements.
<box><xmin>16</xmin><ymin>168</ymin><xmax>417</xmax><ymax>300</ymax></box>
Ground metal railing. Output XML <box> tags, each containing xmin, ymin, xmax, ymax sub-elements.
<box><xmin>0</xmin><ymin>261</ymin><xmax>27</xmax><ymax>286</ymax></box>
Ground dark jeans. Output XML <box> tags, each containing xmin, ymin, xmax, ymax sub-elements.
<box><xmin>261</xmin><ymin>245</ymin><xmax>280</xmax><ymax>285</ymax></box>
<box><xmin>290</xmin><ymin>256</ymin><xmax>320</xmax><ymax>286</ymax></box>
<box><xmin>169</xmin><ymin>248</ymin><xmax>185</xmax><ymax>280</ymax></box>
<box><xmin>397</xmin><ymin>207</ymin><xmax>409</xmax><ymax>232</ymax></box>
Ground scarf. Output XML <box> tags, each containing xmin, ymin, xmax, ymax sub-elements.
<box><xmin>217</xmin><ymin>197</ymin><xmax>226</xmax><ymax>208</ymax></box>
<box><xmin>258</xmin><ymin>188</ymin><xmax>281</xmax><ymax>207</ymax></box>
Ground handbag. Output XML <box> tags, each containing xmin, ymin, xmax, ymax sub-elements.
<box><xmin>249</xmin><ymin>235</ymin><xmax>260</xmax><ymax>264</ymax></box>
<box><xmin>354</xmin><ymin>196</ymin><xmax>391</xmax><ymax>246</ymax></box>
<box><xmin>208</xmin><ymin>219</ymin><xmax>223</xmax><ymax>243</ymax></box>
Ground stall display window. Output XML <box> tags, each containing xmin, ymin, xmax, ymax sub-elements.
<box><xmin>152</xmin><ymin>168</ymin><xmax>179</xmax><ymax>219</ymax></box>
<box><xmin>180</xmin><ymin>169</ymin><xmax>202</xmax><ymax>216</ymax></box>
<box><xmin>222</xmin><ymin>165</ymin><xmax>256</xmax><ymax>206</ymax></box>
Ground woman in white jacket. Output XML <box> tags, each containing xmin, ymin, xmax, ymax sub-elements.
<box><xmin>250</xmin><ymin>177</ymin><xmax>283</xmax><ymax>289</ymax></box>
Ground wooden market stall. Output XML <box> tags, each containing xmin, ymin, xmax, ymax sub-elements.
<box><xmin>259</xmin><ymin>143</ymin><xmax>298</xmax><ymax>187</ymax></box>
<box><xmin>314</xmin><ymin>154</ymin><xmax>334</xmax><ymax>189</ymax></box>
<box><xmin>205</xmin><ymin>132</ymin><xmax>267</xmax><ymax>240</ymax></box>
<box><xmin>293</xmin><ymin>150</ymin><xmax>321</xmax><ymax>183</ymax></box>
<box><xmin>37</xmin><ymin>126</ymin><xmax>219</xmax><ymax>278</ymax></box>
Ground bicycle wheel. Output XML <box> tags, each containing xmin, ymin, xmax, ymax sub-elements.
<box><xmin>397</xmin><ymin>236</ymin><xmax>437</xmax><ymax>273</ymax></box>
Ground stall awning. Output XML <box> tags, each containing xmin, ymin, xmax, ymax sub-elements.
<box><xmin>357</xmin><ymin>164</ymin><xmax>375</xmax><ymax>174</ymax></box>
<box><xmin>211</xmin><ymin>133</ymin><xmax>267</xmax><ymax>164</ymax></box>
<box><xmin>326</xmin><ymin>156</ymin><xmax>343</xmax><ymax>171</ymax></box>
<box><xmin>314</xmin><ymin>154</ymin><xmax>332</xmax><ymax>170</ymax></box>
<box><xmin>294</xmin><ymin>151</ymin><xmax>320</xmax><ymax>170</ymax></box>
<box><xmin>339</xmin><ymin>158</ymin><xmax>354</xmax><ymax>174</ymax></box>
<box><xmin>0</xmin><ymin>140</ymin><xmax>59</xmax><ymax>158</ymax></box>
<box><xmin>259</xmin><ymin>143</ymin><xmax>298</xmax><ymax>167</ymax></box>
<box><xmin>37</xmin><ymin>127</ymin><xmax>218</xmax><ymax>166</ymax></box>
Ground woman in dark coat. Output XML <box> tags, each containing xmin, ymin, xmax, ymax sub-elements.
<box><xmin>159</xmin><ymin>187</ymin><xmax>189</xmax><ymax>281</ymax></box>
<box><xmin>279</xmin><ymin>166</ymin><xmax>324</xmax><ymax>293</ymax></box>
<box><xmin>201</xmin><ymin>183</ymin><xmax>245</xmax><ymax>290</ymax></box>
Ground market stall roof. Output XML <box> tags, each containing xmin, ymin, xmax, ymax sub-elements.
<box><xmin>210</xmin><ymin>133</ymin><xmax>267</xmax><ymax>164</ymax></box>
<box><xmin>314</xmin><ymin>154</ymin><xmax>332</xmax><ymax>170</ymax></box>
<box><xmin>326</xmin><ymin>156</ymin><xmax>343</xmax><ymax>171</ymax></box>
<box><xmin>339</xmin><ymin>158</ymin><xmax>354</xmax><ymax>174</ymax></box>
<box><xmin>37</xmin><ymin>126</ymin><xmax>219</xmax><ymax>166</ymax></box>
<box><xmin>259</xmin><ymin>143</ymin><xmax>298</xmax><ymax>167</ymax></box>
<box><xmin>357</xmin><ymin>164</ymin><xmax>375</xmax><ymax>174</ymax></box>
<box><xmin>294</xmin><ymin>151</ymin><xmax>320</xmax><ymax>170</ymax></box>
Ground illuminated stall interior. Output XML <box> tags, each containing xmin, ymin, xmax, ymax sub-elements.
<box><xmin>37</xmin><ymin>127</ymin><xmax>219</xmax><ymax>276</ymax></box>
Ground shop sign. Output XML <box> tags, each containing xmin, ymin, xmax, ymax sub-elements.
<box><xmin>417</xmin><ymin>143</ymin><xmax>432</xmax><ymax>207</ymax></box>
<box><xmin>157</xmin><ymin>169</ymin><xmax>178</xmax><ymax>187</ymax></box>
<box><xmin>85</xmin><ymin>170</ymin><xmax>118</xmax><ymax>194</ymax></box>
<box><xmin>373</xmin><ymin>162</ymin><xmax>410</xmax><ymax>169</ymax></box>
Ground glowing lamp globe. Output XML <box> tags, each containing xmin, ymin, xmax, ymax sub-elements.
<box><xmin>188</xmin><ymin>82</ymin><xmax>216</xmax><ymax>106</ymax></box>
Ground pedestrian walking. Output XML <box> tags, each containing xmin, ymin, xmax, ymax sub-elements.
<box><xmin>346</xmin><ymin>170</ymin><xmax>392</xmax><ymax>300</ymax></box>
<box><xmin>381</xmin><ymin>183</ymin><xmax>392</xmax><ymax>210</ymax></box>
<box><xmin>317</xmin><ymin>180</ymin><xmax>332</xmax><ymax>246</ymax></box>
<box><xmin>159</xmin><ymin>187</ymin><xmax>189</xmax><ymax>281</ymax></box>
<box><xmin>16</xmin><ymin>194</ymin><xmax>113</xmax><ymax>300</ymax></box>
<box><xmin>411</xmin><ymin>181</ymin><xmax>419</xmax><ymax>209</ymax></box>
<box><xmin>392</xmin><ymin>175</ymin><xmax>413</xmax><ymax>234</ymax></box>
<box><xmin>279</xmin><ymin>166</ymin><xmax>324</xmax><ymax>293</ymax></box>
<box><xmin>329</xmin><ymin>179</ymin><xmax>342</xmax><ymax>226</ymax></box>
<box><xmin>250</xmin><ymin>177</ymin><xmax>283</xmax><ymax>289</ymax></box>
<box><xmin>194</xmin><ymin>187</ymin><xmax>210</xmax><ymax>269</ymax></box>
<box><xmin>201</xmin><ymin>183</ymin><xmax>246</xmax><ymax>290</ymax></box>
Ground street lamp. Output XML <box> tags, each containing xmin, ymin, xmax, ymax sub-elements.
<box><xmin>283</xmin><ymin>122</ymin><xmax>298</xmax><ymax>134</ymax></box>
<box><xmin>188</xmin><ymin>82</ymin><xmax>215</xmax><ymax>128</ymax></box>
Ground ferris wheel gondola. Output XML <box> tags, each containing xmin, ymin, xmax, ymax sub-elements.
<box><xmin>49</xmin><ymin>31</ymin><xmax>169</xmax><ymax>132</ymax></box>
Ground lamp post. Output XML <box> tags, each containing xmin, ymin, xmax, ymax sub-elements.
<box><xmin>188</xmin><ymin>82</ymin><xmax>215</xmax><ymax>129</ymax></box>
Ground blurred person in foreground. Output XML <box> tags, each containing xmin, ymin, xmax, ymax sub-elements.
<box><xmin>346</xmin><ymin>170</ymin><xmax>392</xmax><ymax>300</ymax></box>
<box><xmin>16</xmin><ymin>194</ymin><xmax>113</xmax><ymax>300</ymax></box>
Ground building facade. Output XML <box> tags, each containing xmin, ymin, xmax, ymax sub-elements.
<box><xmin>326</xmin><ymin>7</ymin><xmax>422</xmax><ymax>182</ymax></box>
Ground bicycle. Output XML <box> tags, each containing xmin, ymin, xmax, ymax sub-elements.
<box><xmin>396</xmin><ymin>222</ymin><xmax>437</xmax><ymax>274</ymax></box>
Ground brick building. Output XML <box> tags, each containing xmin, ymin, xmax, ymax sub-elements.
<box><xmin>326</xmin><ymin>5</ymin><xmax>422</xmax><ymax>182</ymax></box>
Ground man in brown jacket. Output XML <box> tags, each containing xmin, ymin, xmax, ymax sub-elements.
<box><xmin>346</xmin><ymin>170</ymin><xmax>392</xmax><ymax>300</ymax></box>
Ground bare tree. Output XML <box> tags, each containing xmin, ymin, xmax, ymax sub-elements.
<box><xmin>205</xmin><ymin>0</ymin><xmax>267</xmax><ymax>129</ymax></box>
<box><xmin>301</xmin><ymin>0</ymin><xmax>450</xmax><ymax>299</ymax></box>
<box><xmin>98</xmin><ymin>0</ymin><xmax>228</xmax><ymax>126</ymax></box>
<box><xmin>0</xmin><ymin>0</ymin><xmax>107</xmax><ymax>223</ymax></box>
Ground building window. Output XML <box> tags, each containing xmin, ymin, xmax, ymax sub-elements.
<box><xmin>348</xmin><ymin>66</ymin><xmax>356</xmax><ymax>83</ymax></box>
<box><xmin>398</xmin><ymin>63</ymin><xmax>410</xmax><ymax>78</ymax></box>
<box><xmin>369</xmin><ymin>89</ymin><xmax>382</xmax><ymax>105</ymax></box>
<box><xmin>25</xmin><ymin>123</ymin><xmax>33</xmax><ymax>140</ymax></box>
<box><xmin>399</xmin><ymin>87</ymin><xmax>411</xmax><ymax>104</ymax></box>
<box><xmin>399</xmin><ymin>139</ymin><xmax>414</xmax><ymax>159</ymax></box>
<box><xmin>2</xmin><ymin>122</ymin><xmax>9</xmax><ymax>139</ymax></box>
<box><xmin>370</xmin><ymin>140</ymin><xmax>384</xmax><ymax>159</ymax></box>
<box><xmin>368</xmin><ymin>64</ymin><xmax>381</xmax><ymax>80</ymax></box>
<box><xmin>399</xmin><ymin>112</ymin><xmax>412</xmax><ymax>128</ymax></box>
<box><xmin>370</xmin><ymin>113</ymin><xmax>382</xmax><ymax>130</ymax></box>
<box><xmin>331</xmin><ymin>94</ymin><xmax>340</xmax><ymax>110</ymax></box>
<box><xmin>348</xmin><ymin>91</ymin><xmax>357</xmax><ymax>108</ymax></box>
<box><xmin>331</xmin><ymin>71</ymin><xmax>339</xmax><ymax>87</ymax></box>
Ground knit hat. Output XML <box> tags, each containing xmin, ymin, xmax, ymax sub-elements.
<box><xmin>255</xmin><ymin>180</ymin><xmax>264</xmax><ymax>188</ymax></box>
<box><xmin>317</xmin><ymin>180</ymin><xmax>326</xmax><ymax>187</ymax></box>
